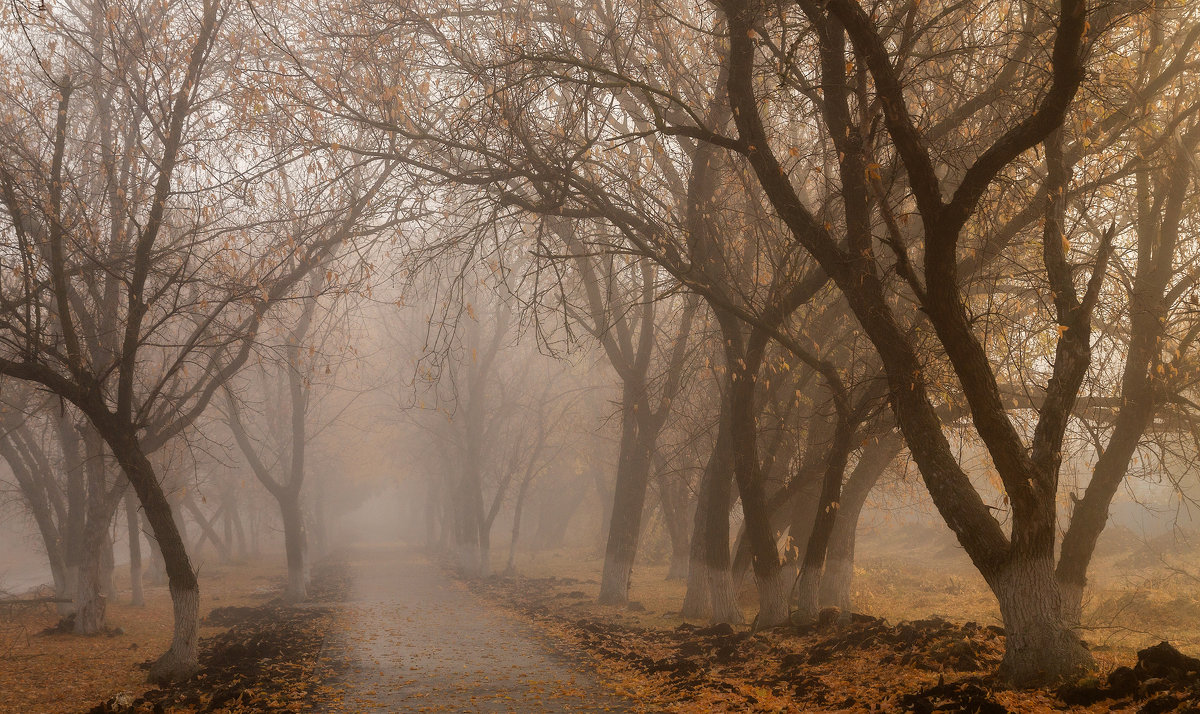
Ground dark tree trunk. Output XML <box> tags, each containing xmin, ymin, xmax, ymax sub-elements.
<box><xmin>598</xmin><ymin>384</ymin><xmax>655</xmax><ymax>606</ymax></box>
<box><xmin>680</xmin><ymin>455</ymin><xmax>713</xmax><ymax>619</ymax></box>
<box><xmin>597</xmin><ymin>441</ymin><xmax>653</xmax><ymax>605</ymax></box>
<box><xmin>125</xmin><ymin>489</ymin><xmax>144</xmax><ymax>607</ymax></box>
<box><xmin>280</xmin><ymin>493</ymin><xmax>308</xmax><ymax>602</ymax></box>
<box><xmin>1055</xmin><ymin>145</ymin><xmax>1191</xmax><ymax>623</ymax></box>
<box><xmin>73</xmin><ymin>522</ymin><xmax>108</xmax><ymax>635</ymax></box>
<box><xmin>994</xmin><ymin>555</ymin><xmax>1091</xmax><ymax>686</ymax></box>
<box><xmin>506</xmin><ymin>470</ymin><xmax>536</xmax><ymax>574</ymax></box>
<box><xmin>818</xmin><ymin>434</ymin><xmax>900</xmax><ymax>612</ymax></box>
<box><xmin>792</xmin><ymin>418</ymin><xmax>858</xmax><ymax>622</ymax></box>
<box><xmin>724</xmin><ymin>322</ymin><xmax>788</xmax><ymax>628</ymax></box>
<box><xmin>592</xmin><ymin>469</ymin><xmax>614</xmax><ymax>556</ymax></box>
<box><xmin>696</xmin><ymin>398</ymin><xmax>742</xmax><ymax>624</ymax></box>
<box><xmin>104</xmin><ymin>426</ymin><xmax>200</xmax><ymax>683</ymax></box>
<box><xmin>143</xmin><ymin>511</ymin><xmax>166</xmax><ymax>585</ymax></box>
<box><xmin>657</xmin><ymin>473</ymin><xmax>692</xmax><ymax>580</ymax></box>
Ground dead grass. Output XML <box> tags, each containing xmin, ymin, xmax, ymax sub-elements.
<box><xmin>0</xmin><ymin>556</ymin><xmax>289</xmax><ymax>714</ymax></box>
<box><xmin>504</xmin><ymin>520</ymin><xmax>1200</xmax><ymax>672</ymax></box>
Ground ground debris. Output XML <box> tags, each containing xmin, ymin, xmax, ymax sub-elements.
<box><xmin>463</xmin><ymin>570</ymin><xmax>1025</xmax><ymax>712</ymax></box>
<box><xmin>1056</xmin><ymin>640</ymin><xmax>1200</xmax><ymax>711</ymax></box>
<box><xmin>897</xmin><ymin>678</ymin><xmax>1008</xmax><ymax>713</ymax></box>
<box><xmin>84</xmin><ymin>559</ymin><xmax>348</xmax><ymax>714</ymax></box>
<box><xmin>801</xmin><ymin>615</ymin><xmax>1004</xmax><ymax>672</ymax></box>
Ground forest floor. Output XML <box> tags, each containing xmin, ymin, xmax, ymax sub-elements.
<box><xmin>0</xmin><ymin>555</ymin><xmax>285</xmax><ymax>713</ymax></box>
<box><xmin>477</xmin><ymin>521</ymin><xmax>1200</xmax><ymax>713</ymax></box>
<box><xmin>9</xmin><ymin>528</ymin><xmax>1200</xmax><ymax>713</ymax></box>
<box><xmin>0</xmin><ymin>554</ymin><xmax>344</xmax><ymax>714</ymax></box>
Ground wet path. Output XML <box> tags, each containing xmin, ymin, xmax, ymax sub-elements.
<box><xmin>321</xmin><ymin>545</ymin><xmax>635</xmax><ymax>713</ymax></box>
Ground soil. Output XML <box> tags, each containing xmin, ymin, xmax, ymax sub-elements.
<box><xmin>465</xmin><ymin>572</ymin><xmax>1200</xmax><ymax>712</ymax></box>
<box><xmin>84</xmin><ymin>560</ymin><xmax>349</xmax><ymax>714</ymax></box>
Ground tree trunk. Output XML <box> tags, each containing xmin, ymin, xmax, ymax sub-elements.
<box><xmin>702</xmin><ymin>401</ymin><xmax>743</xmax><ymax>625</ymax></box>
<box><xmin>680</xmin><ymin>515</ymin><xmax>710</xmax><ymax>618</ymax></box>
<box><xmin>667</xmin><ymin>524</ymin><xmax>691</xmax><ymax>580</ymax></box>
<box><xmin>125</xmin><ymin>489</ymin><xmax>144</xmax><ymax>606</ymax></box>
<box><xmin>75</xmin><ymin>429</ymin><xmax>120</xmax><ymax>635</ymax></box>
<box><xmin>680</xmin><ymin>459</ymin><xmax>712</xmax><ymax>619</ymax></box>
<box><xmin>819</xmin><ymin>434</ymin><xmax>900</xmax><ymax>612</ymax></box>
<box><xmin>593</xmin><ymin>470</ymin><xmax>614</xmax><ymax>556</ymax></box>
<box><xmin>182</xmin><ymin>496</ymin><xmax>231</xmax><ymax>563</ymax></box>
<box><xmin>993</xmin><ymin>555</ymin><xmax>1092</xmax><ymax>686</ymax></box>
<box><xmin>73</xmin><ymin>525</ymin><xmax>108</xmax><ymax>635</ymax></box>
<box><xmin>598</xmin><ymin>440</ymin><xmax>653</xmax><ymax>604</ymax></box>
<box><xmin>598</xmin><ymin>387</ymin><xmax>655</xmax><ymax>606</ymax></box>
<box><xmin>725</xmin><ymin>330</ymin><xmax>787</xmax><ymax>628</ymax></box>
<box><xmin>105</xmin><ymin>429</ymin><xmax>199</xmax><ymax>683</ymax></box>
<box><xmin>101</xmin><ymin>528</ymin><xmax>117</xmax><ymax>601</ymax></box>
<box><xmin>59</xmin><ymin>415</ymin><xmax>86</xmax><ymax>617</ymax></box>
<box><xmin>477</xmin><ymin>512</ymin><xmax>492</xmax><ymax>578</ymax></box>
<box><xmin>0</xmin><ymin>433</ymin><xmax>71</xmax><ymax>611</ymax></box>
<box><xmin>229</xmin><ymin>496</ymin><xmax>247</xmax><ymax>560</ymax></box>
<box><xmin>506</xmin><ymin>471</ymin><xmax>536</xmax><ymax>574</ymax></box>
<box><xmin>792</xmin><ymin>418</ymin><xmax>857</xmax><ymax>622</ymax></box>
<box><xmin>143</xmin><ymin>511</ymin><xmax>166</xmax><ymax>585</ymax></box>
<box><xmin>657</xmin><ymin>475</ymin><xmax>692</xmax><ymax>580</ymax></box>
<box><xmin>280</xmin><ymin>493</ymin><xmax>308</xmax><ymax>602</ymax></box>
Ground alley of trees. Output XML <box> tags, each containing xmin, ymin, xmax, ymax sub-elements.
<box><xmin>2</xmin><ymin>0</ymin><xmax>1200</xmax><ymax>694</ymax></box>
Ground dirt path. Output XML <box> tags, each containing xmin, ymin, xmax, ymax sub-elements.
<box><xmin>321</xmin><ymin>545</ymin><xmax>636</xmax><ymax>713</ymax></box>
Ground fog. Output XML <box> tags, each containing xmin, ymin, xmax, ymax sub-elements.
<box><xmin>2</xmin><ymin>0</ymin><xmax>1200</xmax><ymax>709</ymax></box>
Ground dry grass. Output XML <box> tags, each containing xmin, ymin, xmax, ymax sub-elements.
<box><xmin>0</xmin><ymin>556</ymin><xmax>289</xmax><ymax>714</ymax></box>
<box><xmin>505</xmin><ymin>519</ymin><xmax>1200</xmax><ymax>670</ymax></box>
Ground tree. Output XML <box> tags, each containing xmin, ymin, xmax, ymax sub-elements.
<box><xmin>0</xmin><ymin>0</ymin><xmax>392</xmax><ymax>679</ymax></box>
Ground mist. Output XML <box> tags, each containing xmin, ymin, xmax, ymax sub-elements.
<box><xmin>3</xmin><ymin>0</ymin><xmax>1200</xmax><ymax>711</ymax></box>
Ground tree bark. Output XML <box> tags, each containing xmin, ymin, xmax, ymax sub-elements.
<box><xmin>74</xmin><ymin>429</ymin><xmax>122</xmax><ymax>634</ymax></box>
<box><xmin>723</xmin><ymin>319</ymin><xmax>788</xmax><ymax>628</ymax></box>
<box><xmin>104</xmin><ymin>427</ymin><xmax>199</xmax><ymax>683</ymax></box>
<box><xmin>680</xmin><ymin>457</ymin><xmax>712</xmax><ymax>619</ymax></box>
<box><xmin>657</xmin><ymin>474</ymin><xmax>692</xmax><ymax>580</ymax></box>
<box><xmin>994</xmin><ymin>554</ymin><xmax>1092</xmax><ymax>686</ymax></box>
<box><xmin>792</xmin><ymin>418</ymin><xmax>858</xmax><ymax>622</ymax></box>
<box><xmin>597</xmin><ymin>446</ymin><xmax>652</xmax><ymax>604</ymax></box>
<box><xmin>598</xmin><ymin>383</ymin><xmax>655</xmax><ymax>605</ymax></box>
<box><xmin>818</xmin><ymin>434</ymin><xmax>900</xmax><ymax>612</ymax></box>
<box><xmin>73</xmin><ymin>523</ymin><xmax>108</xmax><ymax>634</ymax></box>
<box><xmin>700</xmin><ymin>397</ymin><xmax>743</xmax><ymax>624</ymax></box>
<box><xmin>280</xmin><ymin>493</ymin><xmax>308</xmax><ymax>602</ymax></box>
<box><xmin>506</xmin><ymin>469</ymin><xmax>537</xmax><ymax>574</ymax></box>
<box><xmin>125</xmin><ymin>489</ymin><xmax>144</xmax><ymax>606</ymax></box>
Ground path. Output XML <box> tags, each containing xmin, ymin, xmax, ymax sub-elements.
<box><xmin>321</xmin><ymin>545</ymin><xmax>636</xmax><ymax>713</ymax></box>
